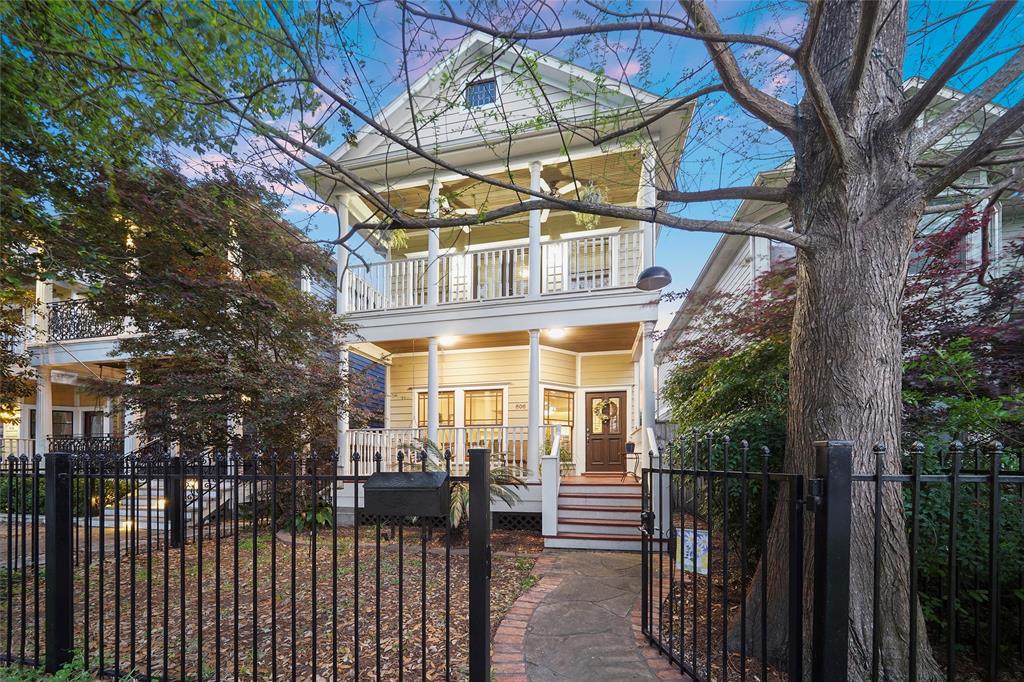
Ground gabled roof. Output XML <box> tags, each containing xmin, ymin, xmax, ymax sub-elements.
<box><xmin>327</xmin><ymin>30</ymin><xmax>669</xmax><ymax>166</ymax></box>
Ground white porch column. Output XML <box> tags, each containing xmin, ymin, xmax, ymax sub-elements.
<box><xmin>103</xmin><ymin>397</ymin><xmax>114</xmax><ymax>437</ymax></box>
<box><xmin>123</xmin><ymin>365</ymin><xmax>140</xmax><ymax>454</ymax></box>
<box><xmin>335</xmin><ymin>196</ymin><xmax>351</xmax><ymax>471</ymax></box>
<box><xmin>528</xmin><ymin>161</ymin><xmax>542</xmax><ymax>299</ymax></box>
<box><xmin>527</xmin><ymin>328</ymin><xmax>541</xmax><ymax>479</ymax></box>
<box><xmin>638</xmin><ymin>144</ymin><xmax>657</xmax><ymax>269</ymax></box>
<box><xmin>641</xmin><ymin>320</ymin><xmax>656</xmax><ymax>457</ymax></box>
<box><xmin>33</xmin><ymin>279</ymin><xmax>52</xmax><ymax>342</ymax></box>
<box><xmin>34</xmin><ymin>367</ymin><xmax>52</xmax><ymax>456</ymax></box>
<box><xmin>426</xmin><ymin>181</ymin><xmax>441</xmax><ymax>307</ymax></box>
<box><xmin>427</xmin><ymin>336</ymin><xmax>439</xmax><ymax>445</ymax></box>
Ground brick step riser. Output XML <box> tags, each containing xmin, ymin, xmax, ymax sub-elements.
<box><xmin>557</xmin><ymin>507</ymin><xmax>638</xmax><ymax>521</ymax></box>
<box><xmin>557</xmin><ymin>522</ymin><xmax>639</xmax><ymax>536</ymax></box>
<box><xmin>556</xmin><ymin>494</ymin><xmax>640</xmax><ymax>507</ymax></box>
<box><xmin>557</xmin><ymin>484</ymin><xmax>641</xmax><ymax>495</ymax></box>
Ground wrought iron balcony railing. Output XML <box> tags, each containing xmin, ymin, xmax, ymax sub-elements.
<box><xmin>46</xmin><ymin>300</ymin><xmax>121</xmax><ymax>342</ymax></box>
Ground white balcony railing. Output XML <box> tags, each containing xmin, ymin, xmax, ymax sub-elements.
<box><xmin>347</xmin><ymin>425</ymin><xmax>558</xmax><ymax>477</ymax></box>
<box><xmin>541</xmin><ymin>230</ymin><xmax>643</xmax><ymax>293</ymax></box>
<box><xmin>343</xmin><ymin>230</ymin><xmax>642</xmax><ymax>313</ymax></box>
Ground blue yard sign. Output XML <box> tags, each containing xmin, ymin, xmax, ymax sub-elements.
<box><xmin>675</xmin><ymin>527</ymin><xmax>709</xmax><ymax>575</ymax></box>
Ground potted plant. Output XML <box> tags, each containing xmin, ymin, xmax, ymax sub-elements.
<box><xmin>625</xmin><ymin>441</ymin><xmax>636</xmax><ymax>455</ymax></box>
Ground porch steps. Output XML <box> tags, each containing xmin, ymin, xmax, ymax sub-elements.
<box><xmin>95</xmin><ymin>478</ymin><xmax>252</xmax><ymax>533</ymax></box>
<box><xmin>544</xmin><ymin>474</ymin><xmax>644</xmax><ymax>552</ymax></box>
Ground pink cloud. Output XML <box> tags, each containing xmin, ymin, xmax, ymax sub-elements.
<box><xmin>608</xmin><ymin>60</ymin><xmax>642</xmax><ymax>80</ymax></box>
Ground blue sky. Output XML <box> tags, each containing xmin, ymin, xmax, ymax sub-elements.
<box><xmin>267</xmin><ymin>1</ymin><xmax>1023</xmax><ymax>325</ymax></box>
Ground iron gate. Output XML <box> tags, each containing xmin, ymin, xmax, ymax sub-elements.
<box><xmin>639</xmin><ymin>435</ymin><xmax>809</xmax><ymax>681</ymax></box>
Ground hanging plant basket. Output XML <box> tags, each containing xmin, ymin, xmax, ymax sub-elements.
<box><xmin>573</xmin><ymin>182</ymin><xmax>606</xmax><ymax>229</ymax></box>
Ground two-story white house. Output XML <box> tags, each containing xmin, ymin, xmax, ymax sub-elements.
<box><xmin>302</xmin><ymin>32</ymin><xmax>693</xmax><ymax>549</ymax></box>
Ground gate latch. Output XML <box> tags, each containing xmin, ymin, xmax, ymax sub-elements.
<box><xmin>638</xmin><ymin>510</ymin><xmax>655</xmax><ymax>536</ymax></box>
<box><xmin>804</xmin><ymin>478</ymin><xmax>824</xmax><ymax>513</ymax></box>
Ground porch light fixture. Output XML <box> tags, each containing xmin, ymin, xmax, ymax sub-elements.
<box><xmin>546</xmin><ymin>328</ymin><xmax>567</xmax><ymax>339</ymax></box>
<box><xmin>635</xmin><ymin>265</ymin><xmax>672</xmax><ymax>291</ymax></box>
<box><xmin>439</xmin><ymin>335</ymin><xmax>457</xmax><ymax>347</ymax></box>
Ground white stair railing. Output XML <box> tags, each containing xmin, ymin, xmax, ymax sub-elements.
<box><xmin>541</xmin><ymin>425</ymin><xmax>562</xmax><ymax>537</ymax></box>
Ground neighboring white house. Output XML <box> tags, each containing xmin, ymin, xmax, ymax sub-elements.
<box><xmin>655</xmin><ymin>81</ymin><xmax>1024</xmax><ymax>424</ymax></box>
<box><xmin>299</xmin><ymin>31</ymin><xmax>695</xmax><ymax>549</ymax></box>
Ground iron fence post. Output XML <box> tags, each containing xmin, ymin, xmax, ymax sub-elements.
<box><xmin>44</xmin><ymin>452</ymin><xmax>73</xmax><ymax>673</ymax></box>
<box><xmin>811</xmin><ymin>440</ymin><xmax>853</xmax><ymax>681</ymax></box>
<box><xmin>468</xmin><ymin>447</ymin><xmax>491</xmax><ymax>681</ymax></box>
<box><xmin>166</xmin><ymin>455</ymin><xmax>185</xmax><ymax>548</ymax></box>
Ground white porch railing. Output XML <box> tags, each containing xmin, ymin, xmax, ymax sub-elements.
<box><xmin>541</xmin><ymin>230</ymin><xmax>643</xmax><ymax>293</ymax></box>
<box><xmin>346</xmin><ymin>425</ymin><xmax>558</xmax><ymax>478</ymax></box>
<box><xmin>343</xmin><ymin>230</ymin><xmax>642</xmax><ymax>313</ymax></box>
<box><xmin>346</xmin><ymin>258</ymin><xmax>429</xmax><ymax>312</ymax></box>
<box><xmin>1</xmin><ymin>438</ymin><xmax>35</xmax><ymax>457</ymax></box>
<box><xmin>437</xmin><ymin>245</ymin><xmax>530</xmax><ymax>304</ymax></box>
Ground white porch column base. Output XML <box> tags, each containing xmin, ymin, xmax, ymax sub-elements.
<box><xmin>427</xmin><ymin>336</ymin><xmax>439</xmax><ymax>446</ymax></box>
<box><xmin>641</xmin><ymin>321</ymin><xmax>656</xmax><ymax>456</ymax></box>
<box><xmin>541</xmin><ymin>455</ymin><xmax>559</xmax><ymax>537</ymax></box>
<box><xmin>649</xmin><ymin>452</ymin><xmax>671</xmax><ymax>540</ymax></box>
<box><xmin>527</xmin><ymin>329</ymin><xmax>541</xmax><ymax>479</ymax></box>
<box><xmin>35</xmin><ymin>367</ymin><xmax>52</xmax><ymax>457</ymax></box>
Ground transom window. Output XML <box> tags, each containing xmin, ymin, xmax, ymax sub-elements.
<box><xmin>464</xmin><ymin>389</ymin><xmax>503</xmax><ymax>426</ymax></box>
<box><xmin>417</xmin><ymin>391</ymin><xmax>455</xmax><ymax>427</ymax></box>
<box><xmin>465</xmin><ymin>79</ymin><xmax>497</xmax><ymax>108</ymax></box>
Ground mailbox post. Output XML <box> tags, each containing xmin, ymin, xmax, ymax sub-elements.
<box><xmin>468</xmin><ymin>447</ymin><xmax>491</xmax><ymax>681</ymax></box>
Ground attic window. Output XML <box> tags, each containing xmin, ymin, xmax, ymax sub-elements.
<box><xmin>466</xmin><ymin>79</ymin><xmax>497</xmax><ymax>108</ymax></box>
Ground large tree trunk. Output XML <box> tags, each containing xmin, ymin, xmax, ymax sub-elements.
<box><xmin>730</xmin><ymin>2</ymin><xmax>943</xmax><ymax>679</ymax></box>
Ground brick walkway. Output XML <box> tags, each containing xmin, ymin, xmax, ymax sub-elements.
<box><xmin>493</xmin><ymin>550</ymin><xmax>689</xmax><ymax>681</ymax></box>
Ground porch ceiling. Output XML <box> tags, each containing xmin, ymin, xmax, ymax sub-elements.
<box><xmin>375</xmin><ymin>322</ymin><xmax>640</xmax><ymax>354</ymax></box>
<box><xmin>383</xmin><ymin>151</ymin><xmax>641</xmax><ymax>219</ymax></box>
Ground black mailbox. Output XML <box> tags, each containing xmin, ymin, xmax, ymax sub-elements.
<box><xmin>363</xmin><ymin>471</ymin><xmax>450</xmax><ymax>517</ymax></box>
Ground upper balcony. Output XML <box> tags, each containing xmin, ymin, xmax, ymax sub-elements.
<box><xmin>345</xmin><ymin>229</ymin><xmax>644</xmax><ymax>314</ymax></box>
<box><xmin>45</xmin><ymin>299</ymin><xmax>122</xmax><ymax>342</ymax></box>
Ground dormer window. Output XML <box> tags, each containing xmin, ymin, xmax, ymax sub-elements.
<box><xmin>466</xmin><ymin>79</ymin><xmax>497</xmax><ymax>108</ymax></box>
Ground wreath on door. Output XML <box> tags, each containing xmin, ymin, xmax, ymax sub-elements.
<box><xmin>592</xmin><ymin>398</ymin><xmax>618</xmax><ymax>422</ymax></box>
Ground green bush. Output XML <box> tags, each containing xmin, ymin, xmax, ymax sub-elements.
<box><xmin>0</xmin><ymin>475</ymin><xmax>136</xmax><ymax>516</ymax></box>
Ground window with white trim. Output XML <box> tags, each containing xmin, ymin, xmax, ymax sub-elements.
<box><xmin>465</xmin><ymin>79</ymin><xmax>497</xmax><ymax>108</ymax></box>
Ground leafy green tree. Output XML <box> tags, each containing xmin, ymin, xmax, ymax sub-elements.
<box><xmin>77</xmin><ymin>166</ymin><xmax>353</xmax><ymax>454</ymax></box>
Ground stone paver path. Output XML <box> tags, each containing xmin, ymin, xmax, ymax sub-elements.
<box><xmin>493</xmin><ymin>550</ymin><xmax>688</xmax><ymax>681</ymax></box>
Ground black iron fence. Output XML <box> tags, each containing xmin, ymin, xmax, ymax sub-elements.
<box><xmin>640</xmin><ymin>434</ymin><xmax>1023</xmax><ymax>681</ymax></box>
<box><xmin>1</xmin><ymin>447</ymin><xmax>496</xmax><ymax>680</ymax></box>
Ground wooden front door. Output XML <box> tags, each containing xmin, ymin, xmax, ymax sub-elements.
<box><xmin>585</xmin><ymin>391</ymin><xmax>627</xmax><ymax>472</ymax></box>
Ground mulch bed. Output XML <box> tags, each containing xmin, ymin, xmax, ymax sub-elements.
<box><xmin>1</xmin><ymin>524</ymin><xmax>541</xmax><ymax>680</ymax></box>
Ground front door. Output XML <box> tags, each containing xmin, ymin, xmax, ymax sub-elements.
<box><xmin>585</xmin><ymin>391</ymin><xmax>627</xmax><ymax>472</ymax></box>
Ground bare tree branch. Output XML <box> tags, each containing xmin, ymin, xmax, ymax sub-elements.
<box><xmin>846</xmin><ymin>1</ymin><xmax>882</xmax><ymax>104</ymax></box>
<box><xmin>348</xmin><ymin>197</ymin><xmax>812</xmax><ymax>248</ymax></box>
<box><xmin>923</xmin><ymin>97</ymin><xmax>1024</xmax><ymax>198</ymax></box>
<box><xmin>401</xmin><ymin>1</ymin><xmax>800</xmax><ymax>57</ymax></box>
<box><xmin>917</xmin><ymin>151</ymin><xmax>1024</xmax><ymax>167</ymax></box>
<box><xmin>796</xmin><ymin>0</ymin><xmax>850</xmax><ymax>165</ymax></box>
<box><xmin>657</xmin><ymin>186</ymin><xmax>788</xmax><ymax>203</ymax></box>
<box><xmin>898</xmin><ymin>0</ymin><xmax>1018</xmax><ymax>129</ymax></box>
<box><xmin>911</xmin><ymin>47</ymin><xmax>1024</xmax><ymax>156</ymax></box>
<box><xmin>590</xmin><ymin>84</ymin><xmax>725</xmax><ymax>146</ymax></box>
<box><xmin>678</xmin><ymin>0</ymin><xmax>799</xmax><ymax>138</ymax></box>
<box><xmin>922</xmin><ymin>171</ymin><xmax>1021</xmax><ymax>213</ymax></box>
